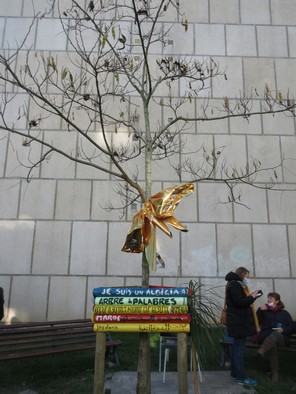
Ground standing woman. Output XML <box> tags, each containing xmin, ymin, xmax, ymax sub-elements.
<box><xmin>225</xmin><ymin>267</ymin><xmax>261</xmax><ymax>387</ymax></box>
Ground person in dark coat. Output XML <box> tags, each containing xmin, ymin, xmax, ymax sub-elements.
<box><xmin>225</xmin><ymin>267</ymin><xmax>261</xmax><ymax>386</ymax></box>
<box><xmin>256</xmin><ymin>292</ymin><xmax>294</xmax><ymax>382</ymax></box>
<box><xmin>0</xmin><ymin>287</ymin><xmax>4</xmax><ymax>321</ymax></box>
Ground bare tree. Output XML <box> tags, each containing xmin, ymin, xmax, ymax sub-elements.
<box><xmin>0</xmin><ymin>1</ymin><xmax>295</xmax><ymax>392</ymax></box>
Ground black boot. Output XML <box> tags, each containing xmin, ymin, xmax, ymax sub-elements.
<box><xmin>268</xmin><ymin>355</ymin><xmax>279</xmax><ymax>382</ymax></box>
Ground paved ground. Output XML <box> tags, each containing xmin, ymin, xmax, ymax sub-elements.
<box><xmin>104</xmin><ymin>371</ymin><xmax>256</xmax><ymax>394</ymax></box>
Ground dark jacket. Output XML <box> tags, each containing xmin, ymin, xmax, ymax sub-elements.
<box><xmin>0</xmin><ymin>287</ymin><xmax>4</xmax><ymax>321</ymax></box>
<box><xmin>225</xmin><ymin>272</ymin><xmax>257</xmax><ymax>338</ymax></box>
<box><xmin>257</xmin><ymin>307</ymin><xmax>294</xmax><ymax>345</ymax></box>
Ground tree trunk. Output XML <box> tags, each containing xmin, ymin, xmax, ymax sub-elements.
<box><xmin>136</xmin><ymin>332</ymin><xmax>151</xmax><ymax>394</ymax></box>
<box><xmin>136</xmin><ymin>253</ymin><xmax>151</xmax><ymax>394</ymax></box>
<box><xmin>135</xmin><ymin>96</ymin><xmax>153</xmax><ymax>394</ymax></box>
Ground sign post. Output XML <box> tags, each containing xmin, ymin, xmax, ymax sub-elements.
<box><xmin>93</xmin><ymin>332</ymin><xmax>106</xmax><ymax>394</ymax></box>
<box><xmin>92</xmin><ymin>286</ymin><xmax>193</xmax><ymax>394</ymax></box>
<box><xmin>177</xmin><ymin>332</ymin><xmax>188</xmax><ymax>394</ymax></box>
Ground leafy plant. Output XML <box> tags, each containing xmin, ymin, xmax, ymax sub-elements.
<box><xmin>189</xmin><ymin>280</ymin><xmax>224</xmax><ymax>369</ymax></box>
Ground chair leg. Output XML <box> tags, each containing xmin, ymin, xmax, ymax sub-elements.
<box><xmin>196</xmin><ymin>353</ymin><xmax>203</xmax><ymax>383</ymax></box>
<box><xmin>159</xmin><ymin>339</ymin><xmax>162</xmax><ymax>372</ymax></box>
<box><xmin>163</xmin><ymin>348</ymin><xmax>169</xmax><ymax>383</ymax></box>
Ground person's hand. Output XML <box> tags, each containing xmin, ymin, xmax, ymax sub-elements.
<box><xmin>251</xmin><ymin>290</ymin><xmax>261</xmax><ymax>298</ymax></box>
<box><xmin>259</xmin><ymin>304</ymin><xmax>268</xmax><ymax>310</ymax></box>
<box><xmin>275</xmin><ymin>327</ymin><xmax>284</xmax><ymax>334</ymax></box>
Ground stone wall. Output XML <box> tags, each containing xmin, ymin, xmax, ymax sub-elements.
<box><xmin>0</xmin><ymin>0</ymin><xmax>296</xmax><ymax>322</ymax></box>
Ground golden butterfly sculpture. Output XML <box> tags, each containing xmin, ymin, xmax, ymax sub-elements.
<box><xmin>121</xmin><ymin>183</ymin><xmax>194</xmax><ymax>271</ymax></box>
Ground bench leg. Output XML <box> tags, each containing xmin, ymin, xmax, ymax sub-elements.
<box><xmin>105</xmin><ymin>346</ymin><xmax>120</xmax><ymax>366</ymax></box>
<box><xmin>112</xmin><ymin>347</ymin><xmax>120</xmax><ymax>366</ymax></box>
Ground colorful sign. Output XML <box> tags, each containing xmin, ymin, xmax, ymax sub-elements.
<box><xmin>92</xmin><ymin>286</ymin><xmax>191</xmax><ymax>333</ymax></box>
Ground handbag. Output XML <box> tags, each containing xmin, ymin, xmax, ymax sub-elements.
<box><xmin>220</xmin><ymin>284</ymin><xmax>228</xmax><ymax>325</ymax></box>
<box><xmin>243</xmin><ymin>285</ymin><xmax>260</xmax><ymax>332</ymax></box>
<box><xmin>220</xmin><ymin>306</ymin><xmax>227</xmax><ymax>325</ymax></box>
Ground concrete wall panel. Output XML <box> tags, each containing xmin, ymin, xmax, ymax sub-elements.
<box><xmin>36</xmin><ymin>19</ymin><xmax>67</xmax><ymax>51</ymax></box>
<box><xmin>253</xmin><ymin>225</ymin><xmax>290</xmax><ymax>277</ymax></box>
<box><xmin>274</xmin><ymin>279</ymin><xmax>296</xmax><ymax>319</ymax></box>
<box><xmin>212</xmin><ymin>57</ymin><xmax>243</xmax><ymax>99</ymax></box>
<box><xmin>288</xmin><ymin>27</ymin><xmax>296</xmax><ymax>58</ymax></box>
<box><xmin>41</xmin><ymin>132</ymin><xmax>77</xmax><ymax>179</ymax></box>
<box><xmin>1</xmin><ymin>1</ymin><xmax>23</xmax><ymax>16</ymax></box>
<box><xmin>281</xmin><ymin>137</ymin><xmax>296</xmax><ymax>183</ymax></box>
<box><xmin>247</xmin><ymin>136</ymin><xmax>282</xmax><ymax>182</ymax></box>
<box><xmin>0</xmin><ymin>179</ymin><xmax>20</xmax><ymax>219</ymax></box>
<box><xmin>32</xmin><ymin>221</ymin><xmax>71</xmax><ymax>275</ymax></box>
<box><xmin>196</xmin><ymin>99</ymin><xmax>229</xmax><ymax>133</ymax></box>
<box><xmin>262</xmin><ymin>111</ymin><xmax>295</xmax><ymax>135</ymax></box>
<box><xmin>240</xmin><ymin>0</ymin><xmax>271</xmax><ymax>25</ymax></box>
<box><xmin>22</xmin><ymin>0</ymin><xmax>53</xmax><ymax>17</ymax></box>
<box><xmin>217</xmin><ymin>224</ymin><xmax>253</xmax><ymax>276</ymax></box>
<box><xmin>270</xmin><ymin>0</ymin><xmax>296</xmax><ymax>25</ymax></box>
<box><xmin>243</xmin><ymin>58</ymin><xmax>275</xmax><ymax>96</ymax></box>
<box><xmin>3</xmin><ymin>18</ymin><xmax>36</xmax><ymax>49</ymax></box>
<box><xmin>233</xmin><ymin>186</ymin><xmax>268</xmax><ymax>223</ymax></box>
<box><xmin>288</xmin><ymin>226</ymin><xmax>296</xmax><ymax>277</ymax></box>
<box><xmin>195</xmin><ymin>24</ymin><xmax>225</xmax><ymax>56</ymax></box>
<box><xmin>163</xmin><ymin>23</ymin><xmax>194</xmax><ymax>55</ymax></box>
<box><xmin>55</xmin><ymin>180</ymin><xmax>91</xmax><ymax>220</ymax></box>
<box><xmin>210</xmin><ymin>0</ymin><xmax>239</xmax><ymax>23</ymax></box>
<box><xmin>226</xmin><ymin>25</ymin><xmax>257</xmax><ymax>57</ymax></box>
<box><xmin>19</xmin><ymin>180</ymin><xmax>56</xmax><ymax>219</ymax></box>
<box><xmin>257</xmin><ymin>26</ymin><xmax>288</xmax><ymax>58</ymax></box>
<box><xmin>70</xmin><ymin>222</ymin><xmax>107</xmax><ymax>275</ymax></box>
<box><xmin>268</xmin><ymin>190</ymin><xmax>296</xmax><ymax>223</ymax></box>
<box><xmin>8</xmin><ymin>276</ymin><xmax>49</xmax><ymax>322</ymax></box>
<box><xmin>0</xmin><ymin>221</ymin><xmax>34</xmax><ymax>274</ymax></box>
<box><xmin>275</xmin><ymin>59</ymin><xmax>296</xmax><ymax>94</ymax></box>
<box><xmin>198</xmin><ymin>182</ymin><xmax>233</xmax><ymax>223</ymax></box>
<box><xmin>0</xmin><ymin>132</ymin><xmax>8</xmax><ymax>177</ymax></box>
<box><xmin>6</xmin><ymin>136</ymin><xmax>42</xmax><ymax>179</ymax></box>
<box><xmin>47</xmin><ymin>276</ymin><xmax>87</xmax><ymax>320</ymax></box>
<box><xmin>181</xmin><ymin>0</ymin><xmax>209</xmax><ymax>23</ymax></box>
<box><xmin>229</xmin><ymin>100</ymin><xmax>262</xmax><ymax>135</ymax></box>
<box><xmin>182</xmin><ymin>223</ymin><xmax>217</xmax><ymax>277</ymax></box>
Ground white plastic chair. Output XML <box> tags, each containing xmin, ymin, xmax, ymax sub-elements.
<box><xmin>159</xmin><ymin>334</ymin><xmax>200</xmax><ymax>383</ymax></box>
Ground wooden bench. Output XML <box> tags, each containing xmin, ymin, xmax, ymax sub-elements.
<box><xmin>219</xmin><ymin>333</ymin><xmax>296</xmax><ymax>367</ymax></box>
<box><xmin>0</xmin><ymin>318</ymin><xmax>122</xmax><ymax>365</ymax></box>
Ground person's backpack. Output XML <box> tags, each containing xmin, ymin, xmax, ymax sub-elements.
<box><xmin>0</xmin><ymin>287</ymin><xmax>4</xmax><ymax>321</ymax></box>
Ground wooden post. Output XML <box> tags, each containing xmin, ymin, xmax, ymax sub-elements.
<box><xmin>177</xmin><ymin>332</ymin><xmax>188</xmax><ymax>394</ymax></box>
<box><xmin>93</xmin><ymin>332</ymin><xmax>106</xmax><ymax>394</ymax></box>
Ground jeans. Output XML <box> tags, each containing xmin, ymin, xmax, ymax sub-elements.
<box><xmin>231</xmin><ymin>337</ymin><xmax>246</xmax><ymax>380</ymax></box>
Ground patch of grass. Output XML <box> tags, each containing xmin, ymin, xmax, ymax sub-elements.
<box><xmin>0</xmin><ymin>351</ymin><xmax>95</xmax><ymax>394</ymax></box>
<box><xmin>244</xmin><ymin>348</ymin><xmax>296</xmax><ymax>393</ymax></box>
<box><xmin>0</xmin><ymin>333</ymin><xmax>160</xmax><ymax>394</ymax></box>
